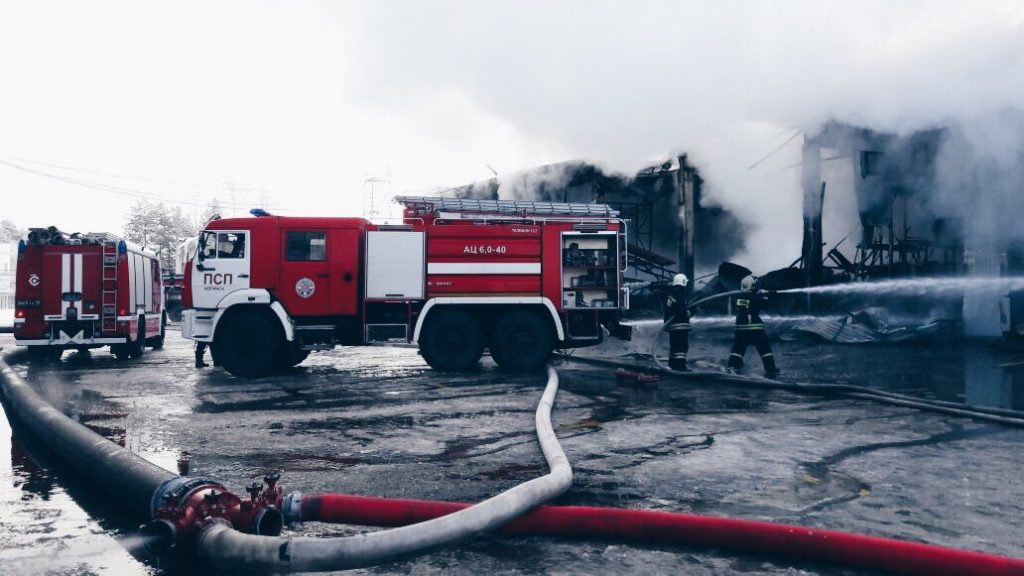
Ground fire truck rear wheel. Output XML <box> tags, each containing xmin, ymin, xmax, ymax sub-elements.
<box><xmin>127</xmin><ymin>318</ymin><xmax>146</xmax><ymax>359</ymax></box>
<box><xmin>28</xmin><ymin>347</ymin><xmax>62</xmax><ymax>362</ymax></box>
<box><xmin>419</xmin><ymin>309</ymin><xmax>484</xmax><ymax>371</ymax></box>
<box><xmin>213</xmin><ymin>310</ymin><xmax>286</xmax><ymax>377</ymax></box>
<box><xmin>490</xmin><ymin>310</ymin><xmax>554</xmax><ymax>372</ymax></box>
<box><xmin>148</xmin><ymin>313</ymin><xmax>167</xmax><ymax>349</ymax></box>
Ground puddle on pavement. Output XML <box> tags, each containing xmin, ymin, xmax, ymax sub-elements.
<box><xmin>0</xmin><ymin>400</ymin><xmax>156</xmax><ymax>575</ymax></box>
<box><xmin>963</xmin><ymin>347</ymin><xmax>1024</xmax><ymax>410</ymax></box>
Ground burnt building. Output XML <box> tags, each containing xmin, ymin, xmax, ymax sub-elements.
<box><xmin>799</xmin><ymin>119</ymin><xmax>1024</xmax><ymax>337</ymax></box>
<box><xmin>444</xmin><ymin>157</ymin><xmax>745</xmax><ymax>299</ymax></box>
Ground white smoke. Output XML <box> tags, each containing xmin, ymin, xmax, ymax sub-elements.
<box><xmin>1</xmin><ymin>0</ymin><xmax>1022</xmax><ymax>272</ymax></box>
<box><xmin>933</xmin><ymin>111</ymin><xmax>1024</xmax><ymax>268</ymax></box>
<box><xmin>340</xmin><ymin>0</ymin><xmax>1024</xmax><ymax>272</ymax></box>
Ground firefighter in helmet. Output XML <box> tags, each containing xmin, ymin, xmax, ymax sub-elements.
<box><xmin>664</xmin><ymin>273</ymin><xmax>692</xmax><ymax>371</ymax></box>
<box><xmin>727</xmin><ymin>275</ymin><xmax>779</xmax><ymax>378</ymax></box>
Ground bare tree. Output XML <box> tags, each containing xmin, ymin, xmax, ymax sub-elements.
<box><xmin>199</xmin><ymin>197</ymin><xmax>223</xmax><ymax>228</ymax></box>
<box><xmin>0</xmin><ymin>219</ymin><xmax>24</xmax><ymax>243</ymax></box>
<box><xmin>123</xmin><ymin>201</ymin><xmax>195</xmax><ymax>271</ymax></box>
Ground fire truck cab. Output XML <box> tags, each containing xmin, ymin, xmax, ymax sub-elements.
<box><xmin>13</xmin><ymin>227</ymin><xmax>166</xmax><ymax>361</ymax></box>
<box><xmin>181</xmin><ymin>197</ymin><xmax>631</xmax><ymax>377</ymax></box>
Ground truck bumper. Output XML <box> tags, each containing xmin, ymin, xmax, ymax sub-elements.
<box><xmin>181</xmin><ymin>309</ymin><xmax>214</xmax><ymax>342</ymax></box>
<box><xmin>16</xmin><ymin>336</ymin><xmax>128</xmax><ymax>346</ymax></box>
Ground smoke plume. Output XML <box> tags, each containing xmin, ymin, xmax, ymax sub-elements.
<box><xmin>1</xmin><ymin>0</ymin><xmax>1022</xmax><ymax>264</ymax></box>
<box><xmin>343</xmin><ymin>1</ymin><xmax>1024</xmax><ymax>272</ymax></box>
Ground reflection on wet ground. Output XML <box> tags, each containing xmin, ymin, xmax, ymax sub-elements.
<box><xmin>617</xmin><ymin>320</ymin><xmax>1024</xmax><ymax>410</ymax></box>
<box><xmin>0</xmin><ymin>327</ymin><xmax>1023</xmax><ymax>575</ymax></box>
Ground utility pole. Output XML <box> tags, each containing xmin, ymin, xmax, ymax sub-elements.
<box><xmin>675</xmin><ymin>156</ymin><xmax>695</xmax><ymax>295</ymax></box>
<box><xmin>363</xmin><ymin>177</ymin><xmax>391</xmax><ymax>221</ymax></box>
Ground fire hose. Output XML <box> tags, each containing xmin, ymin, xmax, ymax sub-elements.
<box><xmin>640</xmin><ymin>291</ymin><xmax>1024</xmax><ymax>427</ymax></box>
<box><xmin>195</xmin><ymin>366</ymin><xmax>573</xmax><ymax>571</ymax></box>
<box><xmin>283</xmin><ymin>493</ymin><xmax>1024</xmax><ymax>576</ymax></box>
<box><xmin>0</xmin><ymin>347</ymin><xmax>289</xmax><ymax>548</ymax></box>
<box><xmin>0</xmin><ymin>350</ymin><xmax>572</xmax><ymax>571</ymax></box>
<box><xmin>0</xmin><ymin>349</ymin><xmax>177</xmax><ymax>520</ymax></box>
<box><xmin>3</xmin><ymin>348</ymin><xmax>1023</xmax><ymax>574</ymax></box>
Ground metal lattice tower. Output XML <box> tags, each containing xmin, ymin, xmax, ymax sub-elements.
<box><xmin>363</xmin><ymin>177</ymin><xmax>392</xmax><ymax>221</ymax></box>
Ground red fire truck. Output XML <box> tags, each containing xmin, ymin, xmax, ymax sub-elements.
<box><xmin>181</xmin><ymin>196</ymin><xmax>632</xmax><ymax>377</ymax></box>
<box><xmin>13</xmin><ymin>227</ymin><xmax>167</xmax><ymax>360</ymax></box>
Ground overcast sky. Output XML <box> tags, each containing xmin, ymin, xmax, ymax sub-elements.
<box><xmin>2</xmin><ymin>1</ymin><xmax>1023</xmax><ymax>271</ymax></box>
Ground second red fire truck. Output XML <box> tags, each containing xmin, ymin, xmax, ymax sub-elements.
<box><xmin>13</xmin><ymin>227</ymin><xmax>167</xmax><ymax>360</ymax></box>
<box><xmin>181</xmin><ymin>196</ymin><xmax>632</xmax><ymax>377</ymax></box>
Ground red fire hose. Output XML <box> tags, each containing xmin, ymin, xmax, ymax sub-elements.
<box><xmin>294</xmin><ymin>493</ymin><xmax>1024</xmax><ymax>576</ymax></box>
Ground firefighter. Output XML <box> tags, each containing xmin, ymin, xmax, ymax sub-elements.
<box><xmin>664</xmin><ymin>273</ymin><xmax>691</xmax><ymax>371</ymax></box>
<box><xmin>727</xmin><ymin>275</ymin><xmax>779</xmax><ymax>378</ymax></box>
<box><xmin>194</xmin><ymin>341</ymin><xmax>209</xmax><ymax>368</ymax></box>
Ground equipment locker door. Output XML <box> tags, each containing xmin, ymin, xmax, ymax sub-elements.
<box><xmin>279</xmin><ymin>229</ymin><xmax>332</xmax><ymax>316</ymax></box>
<box><xmin>328</xmin><ymin>228</ymin><xmax>360</xmax><ymax>315</ymax></box>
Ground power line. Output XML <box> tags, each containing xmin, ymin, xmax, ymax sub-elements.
<box><xmin>747</xmin><ymin>129</ymin><xmax>803</xmax><ymax>171</ymax></box>
<box><xmin>10</xmin><ymin>156</ymin><xmax>204</xmax><ymax>189</ymax></box>
<box><xmin>768</xmin><ymin>154</ymin><xmax>853</xmax><ymax>175</ymax></box>
<box><xmin>0</xmin><ymin>157</ymin><xmax>286</xmax><ymax>211</ymax></box>
<box><xmin>12</xmin><ymin>156</ymin><xmax>272</xmax><ymax>196</ymax></box>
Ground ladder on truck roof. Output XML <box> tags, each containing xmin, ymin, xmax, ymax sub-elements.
<box><xmin>101</xmin><ymin>241</ymin><xmax>118</xmax><ymax>334</ymax></box>
<box><xmin>394</xmin><ymin>196</ymin><xmax>620</xmax><ymax>218</ymax></box>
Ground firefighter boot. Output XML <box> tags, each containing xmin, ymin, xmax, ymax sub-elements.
<box><xmin>194</xmin><ymin>344</ymin><xmax>209</xmax><ymax>368</ymax></box>
<box><xmin>761</xmin><ymin>353</ymin><xmax>779</xmax><ymax>379</ymax></box>
<box><xmin>669</xmin><ymin>355</ymin><xmax>689</xmax><ymax>372</ymax></box>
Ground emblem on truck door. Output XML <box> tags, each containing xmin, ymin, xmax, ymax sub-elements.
<box><xmin>28</xmin><ymin>273</ymin><xmax>40</xmax><ymax>286</ymax></box>
<box><xmin>295</xmin><ymin>277</ymin><xmax>316</xmax><ymax>299</ymax></box>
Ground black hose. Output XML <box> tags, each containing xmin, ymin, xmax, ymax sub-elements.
<box><xmin>645</xmin><ymin>292</ymin><xmax>1024</xmax><ymax>426</ymax></box>
<box><xmin>685</xmin><ymin>290</ymin><xmax>747</xmax><ymax>311</ymax></box>
<box><xmin>0</xmin><ymin>349</ymin><xmax>177</xmax><ymax>518</ymax></box>
<box><xmin>566</xmin><ymin>354</ymin><xmax>1024</xmax><ymax>428</ymax></box>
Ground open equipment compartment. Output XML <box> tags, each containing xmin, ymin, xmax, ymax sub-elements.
<box><xmin>561</xmin><ymin>230</ymin><xmax>620</xmax><ymax>309</ymax></box>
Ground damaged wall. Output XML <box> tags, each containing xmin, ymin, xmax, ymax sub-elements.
<box><xmin>802</xmin><ymin>114</ymin><xmax>1024</xmax><ymax>335</ymax></box>
<box><xmin>442</xmin><ymin>157</ymin><xmax>745</xmax><ymax>285</ymax></box>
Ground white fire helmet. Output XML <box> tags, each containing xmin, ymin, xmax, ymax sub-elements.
<box><xmin>672</xmin><ymin>273</ymin><xmax>688</xmax><ymax>287</ymax></box>
<box><xmin>741</xmin><ymin>275</ymin><xmax>756</xmax><ymax>291</ymax></box>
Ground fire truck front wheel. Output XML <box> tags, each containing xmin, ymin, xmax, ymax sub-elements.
<box><xmin>213</xmin><ymin>309</ymin><xmax>286</xmax><ymax>377</ymax></box>
<box><xmin>281</xmin><ymin>346</ymin><xmax>310</xmax><ymax>368</ymax></box>
<box><xmin>490</xmin><ymin>310</ymin><xmax>555</xmax><ymax>372</ymax></box>
<box><xmin>419</xmin><ymin>309</ymin><xmax>484</xmax><ymax>372</ymax></box>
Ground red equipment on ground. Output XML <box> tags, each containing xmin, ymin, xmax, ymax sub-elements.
<box><xmin>181</xmin><ymin>197</ymin><xmax>633</xmax><ymax>377</ymax></box>
<box><xmin>614</xmin><ymin>367</ymin><xmax>662</xmax><ymax>383</ymax></box>
<box><xmin>13</xmin><ymin>226</ymin><xmax>166</xmax><ymax>360</ymax></box>
<box><xmin>291</xmin><ymin>493</ymin><xmax>1024</xmax><ymax>576</ymax></box>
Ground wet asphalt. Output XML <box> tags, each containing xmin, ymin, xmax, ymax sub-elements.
<box><xmin>1</xmin><ymin>326</ymin><xmax>1023</xmax><ymax>575</ymax></box>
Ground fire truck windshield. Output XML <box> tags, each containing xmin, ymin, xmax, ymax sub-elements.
<box><xmin>199</xmin><ymin>231</ymin><xmax>245</xmax><ymax>260</ymax></box>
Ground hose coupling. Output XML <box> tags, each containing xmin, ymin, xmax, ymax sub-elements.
<box><xmin>281</xmin><ymin>491</ymin><xmax>303</xmax><ymax>526</ymax></box>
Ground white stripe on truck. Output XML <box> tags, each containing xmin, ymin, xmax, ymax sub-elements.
<box><xmin>61</xmin><ymin>253</ymin><xmax>70</xmax><ymax>293</ymax></box>
<box><xmin>73</xmin><ymin>253</ymin><xmax>83</xmax><ymax>314</ymax></box>
<box><xmin>427</xmin><ymin>262</ymin><xmax>541</xmax><ymax>275</ymax></box>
